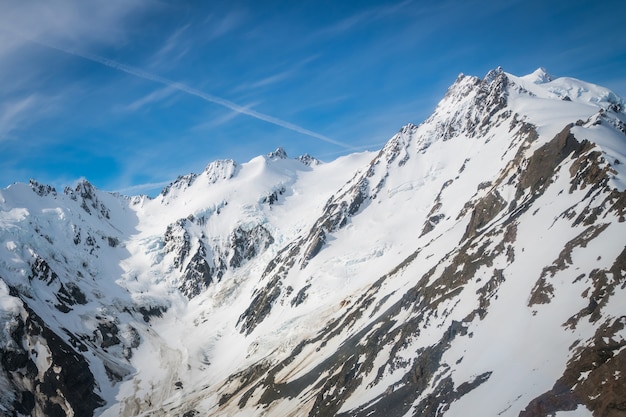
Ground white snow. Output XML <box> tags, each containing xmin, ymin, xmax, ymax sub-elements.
<box><xmin>554</xmin><ymin>405</ymin><xmax>593</xmax><ymax>417</ymax></box>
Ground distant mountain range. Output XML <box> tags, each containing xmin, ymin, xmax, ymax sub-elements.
<box><xmin>1</xmin><ymin>67</ymin><xmax>624</xmax><ymax>417</ymax></box>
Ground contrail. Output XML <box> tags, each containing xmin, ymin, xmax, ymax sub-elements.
<box><xmin>31</xmin><ymin>38</ymin><xmax>355</xmax><ymax>150</ymax></box>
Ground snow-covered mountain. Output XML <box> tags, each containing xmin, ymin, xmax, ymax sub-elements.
<box><xmin>1</xmin><ymin>67</ymin><xmax>625</xmax><ymax>417</ymax></box>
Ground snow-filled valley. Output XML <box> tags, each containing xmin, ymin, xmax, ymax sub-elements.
<box><xmin>1</xmin><ymin>67</ymin><xmax>625</xmax><ymax>417</ymax></box>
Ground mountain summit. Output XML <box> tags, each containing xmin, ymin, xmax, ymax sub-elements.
<box><xmin>1</xmin><ymin>68</ymin><xmax>625</xmax><ymax>417</ymax></box>
<box><xmin>524</xmin><ymin>67</ymin><xmax>554</xmax><ymax>84</ymax></box>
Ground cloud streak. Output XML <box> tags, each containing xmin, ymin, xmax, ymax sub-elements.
<box><xmin>113</xmin><ymin>180</ymin><xmax>171</xmax><ymax>196</ymax></box>
<box><xmin>31</xmin><ymin>38</ymin><xmax>354</xmax><ymax>150</ymax></box>
<box><xmin>0</xmin><ymin>94</ymin><xmax>42</xmax><ymax>140</ymax></box>
<box><xmin>192</xmin><ymin>101</ymin><xmax>260</xmax><ymax>132</ymax></box>
<box><xmin>0</xmin><ymin>1</ymin><xmax>145</xmax><ymax>57</ymax></box>
<box><xmin>311</xmin><ymin>0</ymin><xmax>413</xmax><ymax>40</ymax></box>
<box><xmin>125</xmin><ymin>86</ymin><xmax>178</xmax><ymax>112</ymax></box>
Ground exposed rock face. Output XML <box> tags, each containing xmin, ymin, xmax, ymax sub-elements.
<box><xmin>228</xmin><ymin>225</ymin><xmax>274</xmax><ymax>268</ymax></box>
<box><xmin>297</xmin><ymin>154</ymin><xmax>321</xmax><ymax>166</ymax></box>
<box><xmin>29</xmin><ymin>180</ymin><xmax>56</xmax><ymax>197</ymax></box>
<box><xmin>518</xmin><ymin>124</ymin><xmax>588</xmax><ymax>195</ymax></box>
<box><xmin>462</xmin><ymin>189</ymin><xmax>507</xmax><ymax>240</ymax></box>
<box><xmin>267</xmin><ymin>147</ymin><xmax>288</xmax><ymax>159</ymax></box>
<box><xmin>179</xmin><ymin>244</ymin><xmax>214</xmax><ymax>298</ymax></box>
<box><xmin>521</xmin><ymin>314</ymin><xmax>626</xmax><ymax>417</ymax></box>
<box><xmin>160</xmin><ymin>173</ymin><xmax>199</xmax><ymax>197</ymax></box>
<box><xmin>164</xmin><ymin>219</ymin><xmax>192</xmax><ymax>270</ymax></box>
<box><xmin>166</xmin><ymin>218</ymin><xmax>276</xmax><ymax>298</ymax></box>
<box><xmin>0</xmin><ymin>294</ymin><xmax>103</xmax><ymax>417</ymax></box>
<box><xmin>65</xmin><ymin>180</ymin><xmax>111</xmax><ymax>219</ymax></box>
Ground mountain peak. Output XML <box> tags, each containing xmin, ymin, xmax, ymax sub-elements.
<box><xmin>482</xmin><ymin>66</ymin><xmax>505</xmax><ymax>84</ymax></box>
<box><xmin>297</xmin><ymin>153</ymin><xmax>321</xmax><ymax>166</ymax></box>
<box><xmin>267</xmin><ymin>147</ymin><xmax>288</xmax><ymax>159</ymax></box>
<box><xmin>203</xmin><ymin>159</ymin><xmax>238</xmax><ymax>183</ymax></box>
<box><xmin>524</xmin><ymin>67</ymin><xmax>554</xmax><ymax>84</ymax></box>
<box><xmin>65</xmin><ymin>178</ymin><xmax>96</xmax><ymax>199</ymax></box>
<box><xmin>508</xmin><ymin>68</ymin><xmax>625</xmax><ymax>113</ymax></box>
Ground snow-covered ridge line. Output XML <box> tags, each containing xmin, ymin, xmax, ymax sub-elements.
<box><xmin>511</xmin><ymin>67</ymin><xmax>625</xmax><ymax>111</ymax></box>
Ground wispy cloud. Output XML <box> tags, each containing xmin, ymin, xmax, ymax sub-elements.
<box><xmin>147</xmin><ymin>9</ymin><xmax>246</xmax><ymax>70</ymax></box>
<box><xmin>0</xmin><ymin>1</ymin><xmax>152</xmax><ymax>141</ymax></box>
<box><xmin>0</xmin><ymin>95</ymin><xmax>42</xmax><ymax>140</ymax></box>
<box><xmin>112</xmin><ymin>180</ymin><xmax>171</xmax><ymax>196</ymax></box>
<box><xmin>0</xmin><ymin>1</ymin><xmax>147</xmax><ymax>53</ymax></box>
<box><xmin>233</xmin><ymin>55</ymin><xmax>319</xmax><ymax>94</ymax></box>
<box><xmin>203</xmin><ymin>9</ymin><xmax>247</xmax><ymax>41</ymax></box>
<box><xmin>231</xmin><ymin>69</ymin><xmax>296</xmax><ymax>94</ymax></box>
<box><xmin>311</xmin><ymin>0</ymin><xmax>413</xmax><ymax>39</ymax></box>
<box><xmin>192</xmin><ymin>101</ymin><xmax>260</xmax><ymax>132</ymax></box>
<box><xmin>150</xmin><ymin>24</ymin><xmax>191</xmax><ymax>67</ymax></box>
<box><xmin>125</xmin><ymin>86</ymin><xmax>178</xmax><ymax>112</ymax></box>
<box><xmin>29</xmin><ymin>38</ymin><xmax>355</xmax><ymax>150</ymax></box>
<box><xmin>249</xmin><ymin>71</ymin><xmax>295</xmax><ymax>89</ymax></box>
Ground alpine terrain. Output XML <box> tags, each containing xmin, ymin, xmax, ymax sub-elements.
<box><xmin>1</xmin><ymin>67</ymin><xmax>625</xmax><ymax>417</ymax></box>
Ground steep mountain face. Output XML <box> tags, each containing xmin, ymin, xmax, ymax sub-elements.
<box><xmin>1</xmin><ymin>67</ymin><xmax>625</xmax><ymax>417</ymax></box>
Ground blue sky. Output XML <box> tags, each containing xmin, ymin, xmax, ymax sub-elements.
<box><xmin>1</xmin><ymin>0</ymin><xmax>625</xmax><ymax>196</ymax></box>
